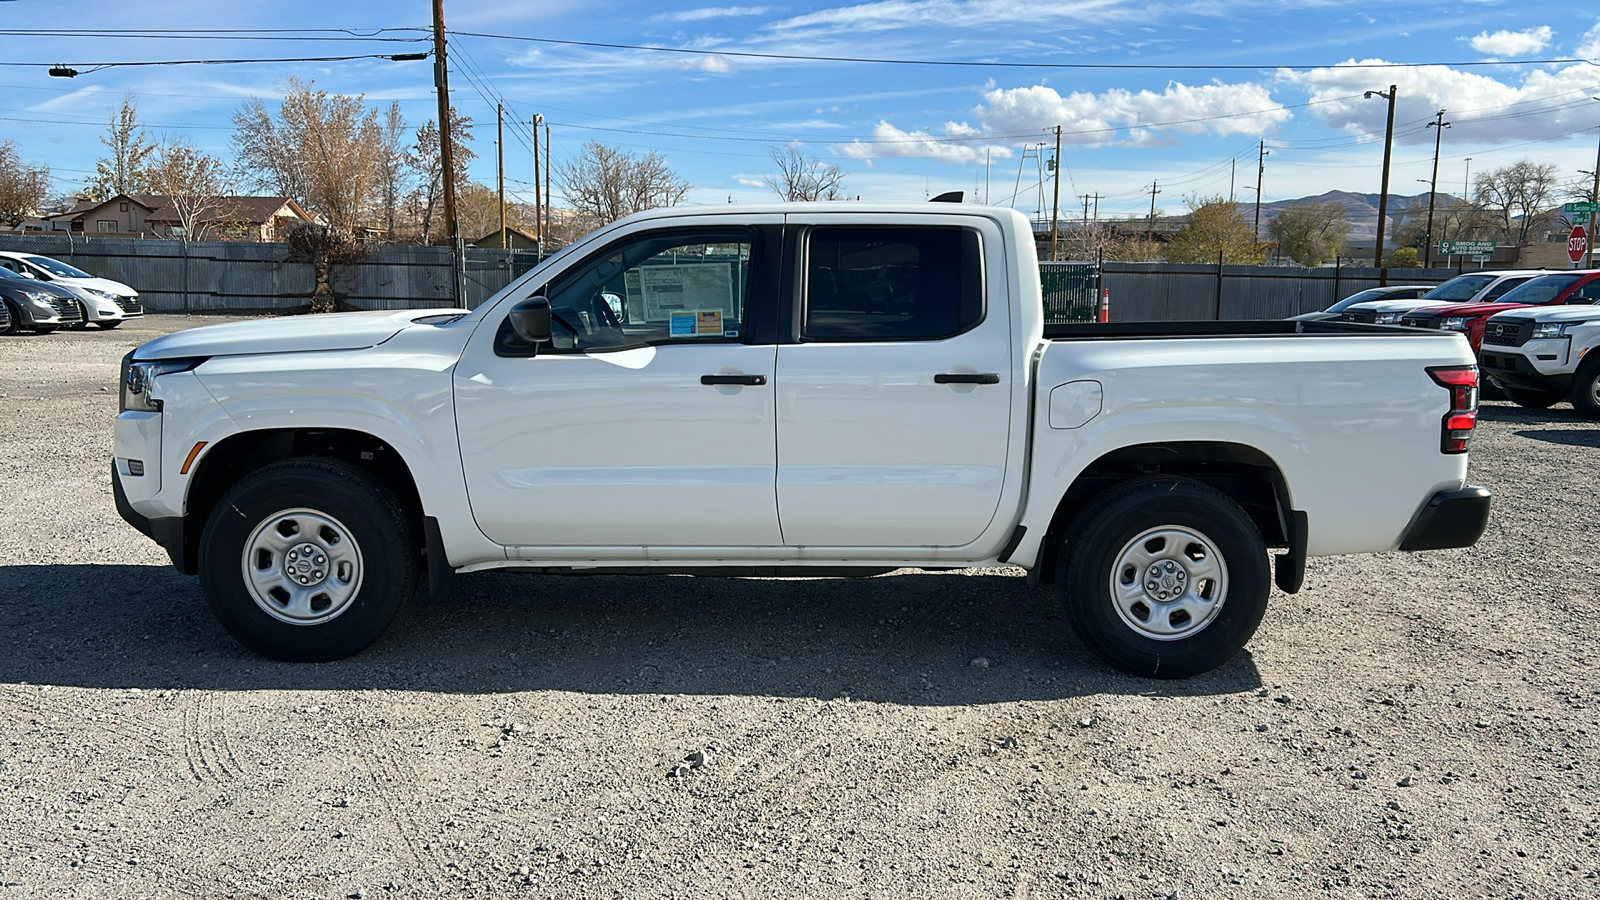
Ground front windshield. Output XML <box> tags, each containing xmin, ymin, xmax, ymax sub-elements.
<box><xmin>1422</xmin><ymin>274</ymin><xmax>1494</xmax><ymax>301</ymax></box>
<box><xmin>23</xmin><ymin>256</ymin><xmax>93</xmax><ymax>279</ymax></box>
<box><xmin>1495</xmin><ymin>274</ymin><xmax>1581</xmax><ymax>306</ymax></box>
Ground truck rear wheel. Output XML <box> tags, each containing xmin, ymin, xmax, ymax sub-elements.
<box><xmin>1502</xmin><ymin>386</ymin><xmax>1563</xmax><ymax>409</ymax></box>
<box><xmin>1570</xmin><ymin>357</ymin><xmax>1600</xmax><ymax>420</ymax></box>
<box><xmin>198</xmin><ymin>459</ymin><xmax>417</xmax><ymax>662</ymax></box>
<box><xmin>1059</xmin><ymin>479</ymin><xmax>1269</xmax><ymax>679</ymax></box>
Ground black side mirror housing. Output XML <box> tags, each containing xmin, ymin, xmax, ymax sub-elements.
<box><xmin>509</xmin><ymin>296</ymin><xmax>552</xmax><ymax>345</ymax></box>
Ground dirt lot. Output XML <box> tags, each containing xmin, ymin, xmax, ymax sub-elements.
<box><xmin>0</xmin><ymin>315</ymin><xmax>1595</xmax><ymax>899</ymax></box>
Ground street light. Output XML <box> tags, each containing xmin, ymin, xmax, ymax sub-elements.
<box><xmin>1423</xmin><ymin>109</ymin><xmax>1451</xmax><ymax>268</ymax></box>
<box><xmin>1365</xmin><ymin>86</ymin><xmax>1397</xmax><ymax>269</ymax></box>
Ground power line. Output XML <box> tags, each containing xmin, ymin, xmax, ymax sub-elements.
<box><xmin>0</xmin><ymin>52</ymin><xmax>431</xmax><ymax>74</ymax></box>
<box><xmin>445</xmin><ymin>30</ymin><xmax>1596</xmax><ymax>72</ymax></box>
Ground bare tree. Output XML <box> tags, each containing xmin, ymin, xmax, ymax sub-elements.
<box><xmin>283</xmin><ymin>221</ymin><xmax>368</xmax><ymax>314</ymax></box>
<box><xmin>456</xmin><ymin>180</ymin><xmax>527</xmax><ymax>242</ymax></box>
<box><xmin>231</xmin><ymin>77</ymin><xmax>384</xmax><ymax>231</ymax></box>
<box><xmin>1267</xmin><ymin>200</ymin><xmax>1350</xmax><ymax>266</ymax></box>
<box><xmin>372</xmin><ymin>101</ymin><xmax>410</xmax><ymax>239</ymax></box>
<box><xmin>89</xmin><ymin>96</ymin><xmax>155</xmax><ymax>200</ymax></box>
<box><xmin>1474</xmin><ymin>160</ymin><xmax>1559</xmax><ymax>244</ymax></box>
<box><xmin>0</xmin><ymin>140</ymin><xmax>51</xmax><ymax>227</ymax></box>
<box><xmin>145</xmin><ymin>137</ymin><xmax>233</xmax><ymax>240</ymax></box>
<box><xmin>764</xmin><ymin>146</ymin><xmax>844</xmax><ymax>201</ymax></box>
<box><xmin>558</xmin><ymin>141</ymin><xmax>690</xmax><ymax>226</ymax></box>
<box><xmin>408</xmin><ymin>109</ymin><xmax>475</xmax><ymax>243</ymax></box>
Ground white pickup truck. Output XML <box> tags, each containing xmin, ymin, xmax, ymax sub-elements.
<box><xmin>114</xmin><ymin>204</ymin><xmax>1491</xmax><ymax>678</ymax></box>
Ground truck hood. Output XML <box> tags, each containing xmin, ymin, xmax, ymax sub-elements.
<box><xmin>1488</xmin><ymin>303</ymin><xmax>1600</xmax><ymax>324</ymax></box>
<box><xmin>1346</xmin><ymin>297</ymin><xmax>1454</xmax><ymax>314</ymax></box>
<box><xmin>1409</xmin><ymin>301</ymin><xmax>1536</xmax><ymax>319</ymax></box>
<box><xmin>132</xmin><ymin>309</ymin><xmax>468</xmax><ymax>360</ymax></box>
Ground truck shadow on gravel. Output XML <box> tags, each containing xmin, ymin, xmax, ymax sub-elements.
<box><xmin>0</xmin><ymin>564</ymin><xmax>1261</xmax><ymax>703</ymax></box>
<box><xmin>1476</xmin><ymin>402</ymin><xmax>1600</xmax><ymax>447</ymax></box>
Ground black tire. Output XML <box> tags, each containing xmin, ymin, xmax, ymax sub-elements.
<box><xmin>34</xmin><ymin>324</ymin><xmax>57</xmax><ymax>335</ymax></box>
<box><xmin>95</xmin><ymin>320</ymin><xmax>122</xmax><ymax>329</ymax></box>
<box><xmin>198</xmin><ymin>459</ymin><xmax>417</xmax><ymax>662</ymax></box>
<box><xmin>1059</xmin><ymin>479</ymin><xmax>1270</xmax><ymax>679</ymax></box>
<box><xmin>0</xmin><ymin>301</ymin><xmax>21</xmax><ymax>336</ymax></box>
<box><xmin>1570</xmin><ymin>355</ymin><xmax>1600</xmax><ymax>420</ymax></box>
<box><xmin>1501</xmin><ymin>386</ymin><xmax>1563</xmax><ymax>410</ymax></box>
<box><xmin>66</xmin><ymin>302</ymin><xmax>89</xmax><ymax>330</ymax></box>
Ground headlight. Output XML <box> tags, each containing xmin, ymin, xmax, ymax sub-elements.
<box><xmin>120</xmin><ymin>356</ymin><xmax>206</xmax><ymax>413</ymax></box>
<box><xmin>1441</xmin><ymin>317</ymin><xmax>1469</xmax><ymax>331</ymax></box>
<box><xmin>1375</xmin><ymin>312</ymin><xmax>1403</xmax><ymax>324</ymax></box>
<box><xmin>1531</xmin><ymin>322</ymin><xmax>1571</xmax><ymax>339</ymax></box>
<box><xmin>21</xmin><ymin>290</ymin><xmax>57</xmax><ymax>312</ymax></box>
<box><xmin>89</xmin><ymin>288</ymin><xmax>119</xmax><ymax>300</ymax></box>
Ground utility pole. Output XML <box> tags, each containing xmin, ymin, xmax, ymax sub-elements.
<box><xmin>544</xmin><ymin>120</ymin><xmax>552</xmax><ymax>242</ymax></box>
<box><xmin>532</xmin><ymin>114</ymin><xmax>542</xmax><ymax>251</ymax></box>
<box><xmin>1253</xmin><ymin>139</ymin><xmax>1268</xmax><ymax>243</ymax></box>
<box><xmin>497</xmin><ymin>102</ymin><xmax>505</xmax><ymax>249</ymax></box>
<box><xmin>1590</xmin><ymin>102</ymin><xmax>1599</xmax><ymax>267</ymax></box>
<box><xmin>431</xmin><ymin>0</ymin><xmax>461</xmax><ymax>302</ymax></box>
<box><xmin>1148</xmin><ymin>181</ymin><xmax>1160</xmax><ymax>239</ymax></box>
<box><xmin>1229</xmin><ymin>158</ymin><xmax>1236</xmax><ymax>204</ymax></box>
<box><xmin>1365</xmin><ymin>85</ymin><xmax>1397</xmax><ymax>268</ymax></box>
<box><xmin>1049</xmin><ymin>125</ymin><xmax>1062</xmax><ymax>262</ymax></box>
<box><xmin>1423</xmin><ymin>109</ymin><xmax>1451</xmax><ymax>268</ymax></box>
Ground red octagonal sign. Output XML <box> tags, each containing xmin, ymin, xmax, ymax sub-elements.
<box><xmin>1570</xmin><ymin>225</ymin><xmax>1588</xmax><ymax>264</ymax></box>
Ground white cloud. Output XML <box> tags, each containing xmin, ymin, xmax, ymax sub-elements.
<box><xmin>651</xmin><ymin>6</ymin><xmax>770</xmax><ymax>23</ymax></box>
<box><xmin>835</xmin><ymin>120</ymin><xmax>1014</xmax><ymax>163</ymax></box>
<box><xmin>27</xmin><ymin>85</ymin><xmax>104</xmax><ymax>114</ymax></box>
<box><xmin>1468</xmin><ymin>25</ymin><xmax>1552</xmax><ymax>57</ymax></box>
<box><xmin>1284</xmin><ymin>58</ymin><xmax>1600</xmax><ymax>145</ymax></box>
<box><xmin>1577</xmin><ymin>18</ymin><xmax>1600</xmax><ymax>58</ymax></box>
<box><xmin>975</xmin><ymin>81</ymin><xmax>1291</xmax><ymax>146</ymax></box>
<box><xmin>770</xmin><ymin>0</ymin><xmax>1136</xmax><ymax>35</ymax></box>
<box><xmin>734</xmin><ymin>176</ymin><xmax>766</xmax><ymax>187</ymax></box>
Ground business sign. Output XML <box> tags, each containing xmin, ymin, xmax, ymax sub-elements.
<box><xmin>1440</xmin><ymin>240</ymin><xmax>1495</xmax><ymax>256</ymax></box>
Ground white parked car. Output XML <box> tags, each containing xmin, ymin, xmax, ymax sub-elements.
<box><xmin>1338</xmin><ymin>269</ymin><xmax>1547</xmax><ymax>324</ymax></box>
<box><xmin>0</xmin><ymin>251</ymin><xmax>141</xmax><ymax>329</ymax></box>
<box><xmin>113</xmin><ymin>204</ymin><xmax>1490</xmax><ymax>678</ymax></box>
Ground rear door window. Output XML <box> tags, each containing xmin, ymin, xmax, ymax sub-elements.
<box><xmin>801</xmin><ymin>227</ymin><xmax>983</xmax><ymax>341</ymax></box>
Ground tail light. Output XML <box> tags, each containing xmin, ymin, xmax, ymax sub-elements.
<box><xmin>1427</xmin><ymin>365</ymin><xmax>1478</xmax><ymax>454</ymax></box>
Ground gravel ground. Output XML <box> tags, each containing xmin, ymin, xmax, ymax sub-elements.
<box><xmin>0</xmin><ymin>315</ymin><xmax>1596</xmax><ymax>900</ymax></box>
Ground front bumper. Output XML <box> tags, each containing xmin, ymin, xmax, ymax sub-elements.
<box><xmin>112</xmin><ymin>463</ymin><xmax>192</xmax><ymax>574</ymax></box>
<box><xmin>1480</xmin><ymin>341</ymin><xmax>1574</xmax><ymax>393</ymax></box>
<box><xmin>1398</xmin><ymin>486</ymin><xmax>1492</xmax><ymax>552</ymax></box>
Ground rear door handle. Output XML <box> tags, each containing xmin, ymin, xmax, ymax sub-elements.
<box><xmin>934</xmin><ymin>373</ymin><xmax>1000</xmax><ymax>385</ymax></box>
<box><xmin>701</xmin><ymin>374</ymin><xmax>767</xmax><ymax>386</ymax></box>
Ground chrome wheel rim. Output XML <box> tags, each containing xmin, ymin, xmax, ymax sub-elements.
<box><xmin>241</xmin><ymin>508</ymin><xmax>364</xmax><ymax>626</ymax></box>
<box><xmin>1109</xmin><ymin>526</ymin><xmax>1228</xmax><ymax>641</ymax></box>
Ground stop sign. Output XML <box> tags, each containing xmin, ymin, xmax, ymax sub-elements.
<box><xmin>1569</xmin><ymin>225</ymin><xmax>1588</xmax><ymax>264</ymax></box>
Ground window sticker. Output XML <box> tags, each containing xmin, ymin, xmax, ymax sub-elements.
<box><xmin>669</xmin><ymin>309</ymin><xmax>727</xmax><ymax>337</ymax></box>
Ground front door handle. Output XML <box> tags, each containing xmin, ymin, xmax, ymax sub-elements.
<box><xmin>701</xmin><ymin>374</ymin><xmax>767</xmax><ymax>386</ymax></box>
<box><xmin>934</xmin><ymin>373</ymin><xmax>1000</xmax><ymax>385</ymax></box>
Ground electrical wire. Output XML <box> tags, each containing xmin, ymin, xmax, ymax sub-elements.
<box><xmin>446</xmin><ymin>30</ymin><xmax>1598</xmax><ymax>72</ymax></box>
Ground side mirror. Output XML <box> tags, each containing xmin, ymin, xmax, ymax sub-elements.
<box><xmin>508</xmin><ymin>296</ymin><xmax>552</xmax><ymax>345</ymax></box>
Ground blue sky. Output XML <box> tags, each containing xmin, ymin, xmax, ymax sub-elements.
<box><xmin>5</xmin><ymin>1</ymin><xmax>1600</xmax><ymax>221</ymax></box>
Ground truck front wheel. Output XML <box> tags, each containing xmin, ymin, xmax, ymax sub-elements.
<box><xmin>1059</xmin><ymin>479</ymin><xmax>1269</xmax><ymax>679</ymax></box>
<box><xmin>198</xmin><ymin>459</ymin><xmax>417</xmax><ymax>662</ymax></box>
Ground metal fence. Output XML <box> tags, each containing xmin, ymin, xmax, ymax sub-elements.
<box><xmin>1044</xmin><ymin>259</ymin><xmax>1460</xmax><ymax>323</ymax></box>
<box><xmin>1</xmin><ymin>233</ymin><xmax>1464</xmax><ymax>321</ymax></box>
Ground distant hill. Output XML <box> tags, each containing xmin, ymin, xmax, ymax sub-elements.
<box><xmin>1256</xmin><ymin>190</ymin><xmax>1465</xmax><ymax>245</ymax></box>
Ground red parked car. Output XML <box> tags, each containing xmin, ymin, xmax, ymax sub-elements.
<box><xmin>1398</xmin><ymin>270</ymin><xmax>1600</xmax><ymax>350</ymax></box>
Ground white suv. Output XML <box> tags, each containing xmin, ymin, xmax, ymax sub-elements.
<box><xmin>0</xmin><ymin>251</ymin><xmax>141</xmax><ymax>330</ymax></box>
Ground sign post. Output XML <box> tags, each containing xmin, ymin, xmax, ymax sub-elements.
<box><xmin>1569</xmin><ymin>225</ymin><xmax>1588</xmax><ymax>268</ymax></box>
